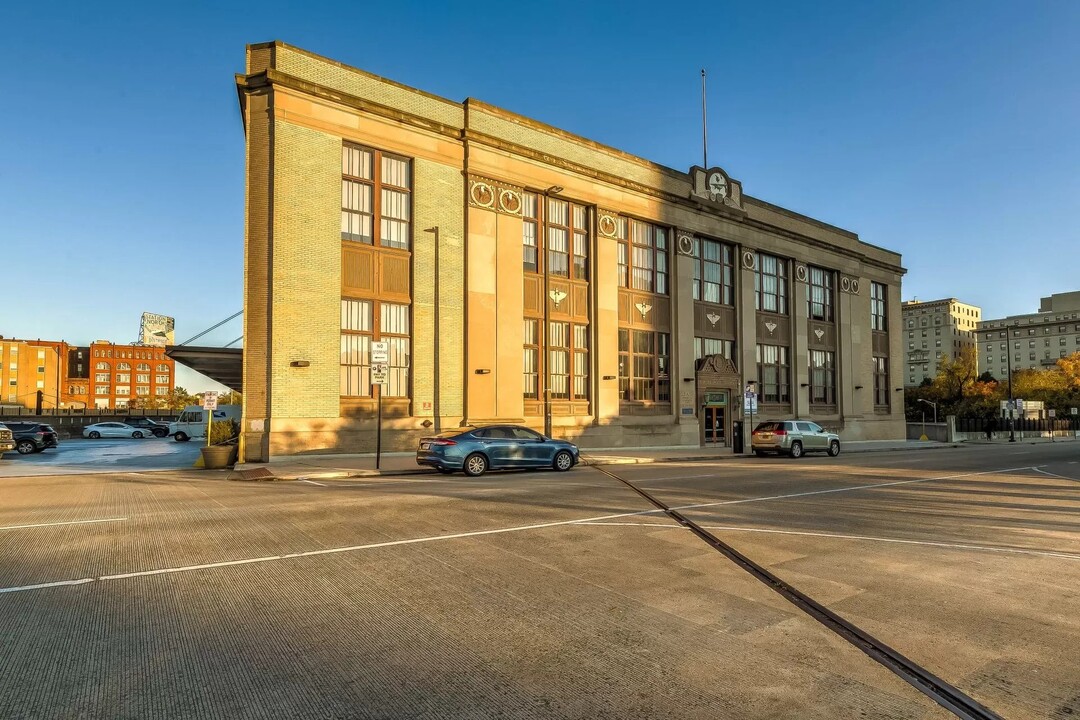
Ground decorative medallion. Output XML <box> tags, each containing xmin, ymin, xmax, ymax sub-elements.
<box><xmin>469</xmin><ymin>181</ymin><xmax>495</xmax><ymax>208</ymax></box>
<box><xmin>706</xmin><ymin>312</ymin><xmax>720</xmax><ymax>326</ymax></box>
<box><xmin>795</xmin><ymin>264</ymin><xmax>808</xmax><ymax>282</ymax></box>
<box><xmin>765</xmin><ymin>322</ymin><xmax>777</xmax><ymax>334</ymax></box>
<box><xmin>635</xmin><ymin>302</ymin><xmax>652</xmax><ymax>320</ymax></box>
<box><xmin>498</xmin><ymin>189</ymin><xmax>521</xmax><ymax>215</ymax></box>
<box><xmin>840</xmin><ymin>276</ymin><xmax>852</xmax><ymax>293</ymax></box>
<box><xmin>677</xmin><ymin>233</ymin><xmax>695</xmax><ymax>257</ymax></box>
<box><xmin>598</xmin><ymin>213</ymin><xmax>618</xmax><ymax>238</ymax></box>
<box><xmin>548</xmin><ymin>289</ymin><xmax>568</xmax><ymax>308</ymax></box>
<box><xmin>850</xmin><ymin>279</ymin><xmax>860</xmax><ymax>295</ymax></box>
<box><xmin>741</xmin><ymin>250</ymin><xmax>756</xmax><ymax>270</ymax></box>
<box><xmin>814</xmin><ymin>329</ymin><xmax>825</xmax><ymax>340</ymax></box>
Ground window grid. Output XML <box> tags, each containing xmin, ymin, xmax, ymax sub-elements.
<box><xmin>871</xmin><ymin>282</ymin><xmax>887</xmax><ymax>331</ymax></box>
<box><xmin>754</xmin><ymin>253</ymin><xmax>788</xmax><ymax>314</ymax></box>
<box><xmin>341</xmin><ymin>143</ymin><xmax>411</xmax><ymax>249</ymax></box>
<box><xmin>522</xmin><ymin>193</ymin><xmax>589</xmax><ymax>279</ymax></box>
<box><xmin>809</xmin><ymin>349</ymin><xmax>836</xmax><ymax>405</ymax></box>
<box><xmin>619</xmin><ymin>330</ymin><xmax>670</xmax><ymax>402</ymax></box>
<box><xmin>617</xmin><ymin>219</ymin><xmax>669</xmax><ymax>295</ymax></box>
<box><xmin>807</xmin><ymin>266</ymin><xmax>834</xmax><ymax>322</ymax></box>
<box><xmin>693</xmin><ymin>238</ymin><xmax>735</xmax><ymax>305</ymax></box>
<box><xmin>756</xmin><ymin>344</ymin><xmax>791</xmax><ymax>403</ymax></box>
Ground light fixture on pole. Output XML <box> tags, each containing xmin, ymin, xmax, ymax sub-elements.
<box><xmin>916</xmin><ymin>398</ymin><xmax>938</xmax><ymax>424</ymax></box>
<box><xmin>423</xmin><ymin>226</ymin><xmax>441</xmax><ymax>433</ymax></box>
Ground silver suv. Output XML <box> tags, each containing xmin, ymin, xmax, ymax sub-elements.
<box><xmin>752</xmin><ymin>420</ymin><xmax>840</xmax><ymax>458</ymax></box>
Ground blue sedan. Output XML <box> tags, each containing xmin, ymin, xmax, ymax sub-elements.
<box><xmin>416</xmin><ymin>425</ymin><xmax>580</xmax><ymax>476</ymax></box>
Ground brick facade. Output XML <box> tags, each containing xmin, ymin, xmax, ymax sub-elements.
<box><xmin>237</xmin><ymin>41</ymin><xmax>906</xmax><ymax>460</ymax></box>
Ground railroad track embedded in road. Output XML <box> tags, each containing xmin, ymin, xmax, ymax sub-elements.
<box><xmin>589</xmin><ymin>464</ymin><xmax>1004</xmax><ymax>720</ymax></box>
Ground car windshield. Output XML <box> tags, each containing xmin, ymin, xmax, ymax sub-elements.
<box><xmin>435</xmin><ymin>427</ymin><xmax>474</xmax><ymax>438</ymax></box>
<box><xmin>754</xmin><ymin>422</ymin><xmax>781</xmax><ymax>432</ymax></box>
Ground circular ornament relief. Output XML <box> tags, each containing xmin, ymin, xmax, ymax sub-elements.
<box><xmin>470</xmin><ymin>182</ymin><xmax>495</xmax><ymax>208</ymax></box>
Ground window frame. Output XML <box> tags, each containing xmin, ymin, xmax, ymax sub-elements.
<box><xmin>807</xmin><ymin>266</ymin><xmax>834</xmax><ymax>322</ymax></box>
<box><xmin>616</xmin><ymin>218</ymin><xmax>669</xmax><ymax>295</ymax></box>
<box><xmin>693</xmin><ymin>237</ymin><xmax>735</xmax><ymax>306</ymax></box>
<box><xmin>754</xmin><ymin>253</ymin><xmax>788</xmax><ymax>315</ymax></box>
<box><xmin>871</xmin><ymin>282</ymin><xmax>888</xmax><ymax>331</ymax></box>
<box><xmin>619</xmin><ymin>329</ymin><xmax>670</xmax><ymax>403</ymax></box>
<box><xmin>756</xmin><ymin>343</ymin><xmax>791</xmax><ymax>404</ymax></box>
<box><xmin>808</xmin><ymin>349</ymin><xmax>836</xmax><ymax>405</ymax></box>
<box><xmin>341</xmin><ymin>143</ymin><xmax>412</xmax><ymax>250</ymax></box>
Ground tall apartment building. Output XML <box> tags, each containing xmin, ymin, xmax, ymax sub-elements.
<box><xmin>977</xmin><ymin>291</ymin><xmax>1080</xmax><ymax>379</ymax></box>
<box><xmin>236</xmin><ymin>41</ymin><xmax>907</xmax><ymax>461</ymax></box>
<box><xmin>901</xmin><ymin>299</ymin><xmax>981</xmax><ymax>386</ymax></box>
<box><xmin>0</xmin><ymin>338</ymin><xmax>175</xmax><ymax>410</ymax></box>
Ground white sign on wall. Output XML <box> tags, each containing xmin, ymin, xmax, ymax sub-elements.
<box><xmin>370</xmin><ymin>342</ymin><xmax>389</xmax><ymax>364</ymax></box>
<box><xmin>202</xmin><ymin>391</ymin><xmax>218</xmax><ymax>410</ymax></box>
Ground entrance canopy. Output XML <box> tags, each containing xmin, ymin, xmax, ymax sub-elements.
<box><xmin>166</xmin><ymin>346</ymin><xmax>243</xmax><ymax>392</ymax></box>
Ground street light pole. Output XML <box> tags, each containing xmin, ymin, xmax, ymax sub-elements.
<box><xmin>1006</xmin><ymin>324</ymin><xmax>1015</xmax><ymax>442</ymax></box>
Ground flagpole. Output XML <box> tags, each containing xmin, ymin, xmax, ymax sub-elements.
<box><xmin>701</xmin><ymin>69</ymin><xmax>708</xmax><ymax>168</ymax></box>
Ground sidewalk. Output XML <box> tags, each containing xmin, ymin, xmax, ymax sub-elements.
<box><xmin>231</xmin><ymin>439</ymin><xmax>957</xmax><ymax>481</ymax></box>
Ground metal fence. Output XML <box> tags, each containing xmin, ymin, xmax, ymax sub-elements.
<box><xmin>956</xmin><ymin>416</ymin><xmax>1080</xmax><ymax>434</ymax></box>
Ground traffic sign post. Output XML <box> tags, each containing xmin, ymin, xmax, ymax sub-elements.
<box><xmin>370</xmin><ymin>345</ymin><xmax>389</xmax><ymax>469</ymax></box>
<box><xmin>202</xmin><ymin>392</ymin><xmax>218</xmax><ymax>448</ymax></box>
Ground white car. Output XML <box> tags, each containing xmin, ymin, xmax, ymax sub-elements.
<box><xmin>82</xmin><ymin>422</ymin><xmax>154</xmax><ymax>439</ymax></box>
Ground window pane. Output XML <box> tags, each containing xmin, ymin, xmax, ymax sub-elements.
<box><xmin>381</xmin><ymin>155</ymin><xmax>409</xmax><ymax>187</ymax></box>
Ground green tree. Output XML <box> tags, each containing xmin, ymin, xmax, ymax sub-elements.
<box><xmin>931</xmin><ymin>346</ymin><xmax>979</xmax><ymax>405</ymax></box>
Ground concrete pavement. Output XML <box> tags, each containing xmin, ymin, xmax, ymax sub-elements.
<box><xmin>234</xmin><ymin>439</ymin><xmax>958</xmax><ymax>481</ymax></box>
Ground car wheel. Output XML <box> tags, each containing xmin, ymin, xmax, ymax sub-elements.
<box><xmin>463</xmin><ymin>453</ymin><xmax>488</xmax><ymax>477</ymax></box>
<box><xmin>16</xmin><ymin>440</ymin><xmax>36</xmax><ymax>455</ymax></box>
<box><xmin>174</xmin><ymin>432</ymin><xmax>189</xmax><ymax>442</ymax></box>
<box><xmin>132</xmin><ymin>431</ymin><xmax>144</xmax><ymax>439</ymax></box>
<box><xmin>828</xmin><ymin>440</ymin><xmax>840</xmax><ymax>457</ymax></box>
<box><xmin>553</xmin><ymin>450</ymin><xmax>574</xmax><ymax>472</ymax></box>
<box><xmin>87</xmin><ymin>431</ymin><xmax>100</xmax><ymax>439</ymax></box>
<box><xmin>153</xmin><ymin>429</ymin><xmax>167</xmax><ymax>438</ymax></box>
<box><xmin>789</xmin><ymin>441</ymin><xmax>803</xmax><ymax>459</ymax></box>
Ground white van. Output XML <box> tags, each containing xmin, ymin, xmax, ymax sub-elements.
<box><xmin>169</xmin><ymin>405</ymin><xmax>241</xmax><ymax>442</ymax></box>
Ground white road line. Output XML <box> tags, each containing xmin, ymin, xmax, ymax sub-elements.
<box><xmin>0</xmin><ymin>506</ymin><xmax>669</xmax><ymax>594</ymax></box>
<box><xmin>0</xmin><ymin>517</ymin><xmax>127</xmax><ymax>531</ymax></box>
<box><xmin>0</xmin><ymin>463</ymin><xmax>1042</xmax><ymax>595</ymax></box>
<box><xmin>582</xmin><ymin>521</ymin><xmax>1080</xmax><ymax>562</ymax></box>
<box><xmin>1033</xmin><ymin>467</ymin><xmax>1080</xmax><ymax>482</ymax></box>
<box><xmin>665</xmin><ymin>466</ymin><xmax>1038</xmax><ymax>513</ymax></box>
<box><xmin>299</xmin><ymin>479</ymin><xmax>327</xmax><ymax>487</ymax></box>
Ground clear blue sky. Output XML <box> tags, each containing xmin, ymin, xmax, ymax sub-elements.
<box><xmin>2</xmin><ymin>1</ymin><xmax>1077</xmax><ymax>390</ymax></box>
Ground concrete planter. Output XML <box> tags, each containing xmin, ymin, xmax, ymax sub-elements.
<box><xmin>201</xmin><ymin>445</ymin><xmax>238</xmax><ymax>470</ymax></box>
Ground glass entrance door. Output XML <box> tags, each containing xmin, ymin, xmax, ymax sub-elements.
<box><xmin>704</xmin><ymin>407</ymin><xmax>726</xmax><ymax>445</ymax></box>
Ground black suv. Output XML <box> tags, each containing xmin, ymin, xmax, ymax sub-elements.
<box><xmin>4</xmin><ymin>422</ymin><xmax>60</xmax><ymax>455</ymax></box>
<box><xmin>121</xmin><ymin>417</ymin><xmax>169</xmax><ymax>437</ymax></box>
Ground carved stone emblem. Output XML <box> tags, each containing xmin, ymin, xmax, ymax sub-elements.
<box><xmin>741</xmin><ymin>250</ymin><xmax>756</xmax><ymax>270</ymax></box>
<box><xmin>635</xmin><ymin>302</ymin><xmax>652</xmax><ymax>320</ymax></box>
<box><xmin>677</xmin><ymin>233</ymin><xmax>695</xmax><ymax>256</ymax></box>
<box><xmin>814</xmin><ymin>329</ymin><xmax>825</xmax><ymax>340</ymax></box>
<box><xmin>850</xmin><ymin>279</ymin><xmax>860</xmax><ymax>295</ymax></box>
<box><xmin>795</xmin><ymin>265</ymin><xmax>808</xmax><ymax>282</ymax></box>
<box><xmin>706</xmin><ymin>312</ymin><xmax>720</xmax><ymax>326</ymax></box>
<box><xmin>598</xmin><ymin>213</ymin><xmax>618</xmax><ymax>238</ymax></box>
<box><xmin>840</xmin><ymin>276</ymin><xmax>852</xmax><ymax>293</ymax></box>
<box><xmin>765</xmin><ymin>322</ymin><xmax>777</xmax><ymax>333</ymax></box>
<box><xmin>498</xmin><ymin>189</ymin><xmax>521</xmax><ymax>215</ymax></box>
<box><xmin>548</xmin><ymin>289</ymin><xmax>567</xmax><ymax>308</ymax></box>
<box><xmin>469</xmin><ymin>181</ymin><xmax>495</xmax><ymax>208</ymax></box>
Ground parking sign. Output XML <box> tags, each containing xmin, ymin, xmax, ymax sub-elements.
<box><xmin>371</xmin><ymin>342</ymin><xmax>389</xmax><ymax>364</ymax></box>
<box><xmin>202</xmin><ymin>391</ymin><xmax>218</xmax><ymax>410</ymax></box>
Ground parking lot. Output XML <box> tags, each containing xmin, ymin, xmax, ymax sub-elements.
<box><xmin>0</xmin><ymin>436</ymin><xmax>201</xmax><ymax>476</ymax></box>
<box><xmin>1</xmin><ymin>443</ymin><xmax>1078</xmax><ymax>718</ymax></box>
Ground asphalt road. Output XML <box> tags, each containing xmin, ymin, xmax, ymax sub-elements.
<box><xmin>1</xmin><ymin>443</ymin><xmax>1078</xmax><ymax>719</ymax></box>
<box><xmin>0</xmin><ymin>436</ymin><xmax>201</xmax><ymax>476</ymax></box>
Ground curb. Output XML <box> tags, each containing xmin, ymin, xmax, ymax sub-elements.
<box><xmin>250</xmin><ymin>443</ymin><xmax>963</xmax><ymax>481</ymax></box>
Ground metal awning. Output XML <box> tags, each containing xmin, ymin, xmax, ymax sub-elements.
<box><xmin>166</xmin><ymin>346</ymin><xmax>243</xmax><ymax>392</ymax></box>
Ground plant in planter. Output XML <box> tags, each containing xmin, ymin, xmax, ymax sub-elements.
<box><xmin>201</xmin><ymin>419</ymin><xmax>241</xmax><ymax>469</ymax></box>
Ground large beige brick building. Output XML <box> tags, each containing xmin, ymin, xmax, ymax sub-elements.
<box><xmin>236</xmin><ymin>41</ymin><xmax>907</xmax><ymax>461</ymax></box>
<box><xmin>977</xmin><ymin>291</ymin><xmax>1080</xmax><ymax>378</ymax></box>
<box><xmin>900</xmin><ymin>298</ymin><xmax>981</xmax><ymax>386</ymax></box>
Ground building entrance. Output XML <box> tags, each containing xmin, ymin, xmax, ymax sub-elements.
<box><xmin>704</xmin><ymin>406</ymin><xmax>726</xmax><ymax>444</ymax></box>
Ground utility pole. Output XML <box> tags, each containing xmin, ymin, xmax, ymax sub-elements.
<box><xmin>1006</xmin><ymin>324</ymin><xmax>1015</xmax><ymax>442</ymax></box>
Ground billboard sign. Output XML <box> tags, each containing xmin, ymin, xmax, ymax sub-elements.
<box><xmin>140</xmin><ymin>313</ymin><xmax>175</xmax><ymax>347</ymax></box>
